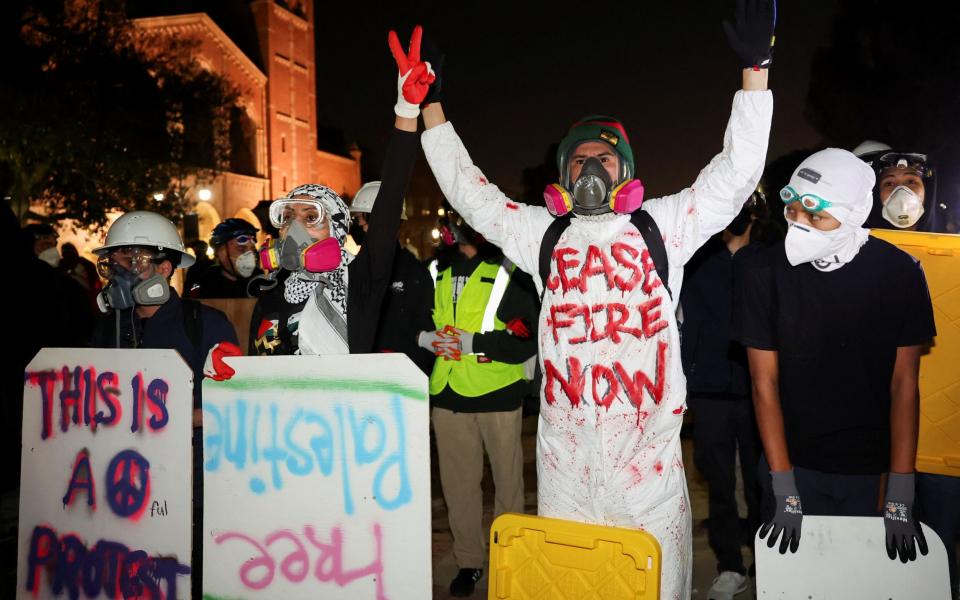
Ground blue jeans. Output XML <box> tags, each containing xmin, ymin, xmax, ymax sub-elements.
<box><xmin>918</xmin><ymin>473</ymin><xmax>960</xmax><ymax>600</ymax></box>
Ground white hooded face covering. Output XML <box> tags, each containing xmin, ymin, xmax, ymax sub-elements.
<box><xmin>782</xmin><ymin>148</ymin><xmax>875</xmax><ymax>272</ymax></box>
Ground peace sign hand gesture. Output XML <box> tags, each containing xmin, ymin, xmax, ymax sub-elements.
<box><xmin>388</xmin><ymin>25</ymin><xmax>436</xmax><ymax>119</ymax></box>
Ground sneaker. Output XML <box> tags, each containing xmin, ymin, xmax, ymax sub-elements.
<box><xmin>707</xmin><ymin>570</ymin><xmax>749</xmax><ymax>600</ymax></box>
<box><xmin>450</xmin><ymin>568</ymin><xmax>483</xmax><ymax>597</ymax></box>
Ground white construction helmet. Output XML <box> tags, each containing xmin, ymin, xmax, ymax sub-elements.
<box><xmin>852</xmin><ymin>140</ymin><xmax>892</xmax><ymax>164</ymax></box>
<box><xmin>93</xmin><ymin>211</ymin><xmax>195</xmax><ymax>268</ymax></box>
<box><xmin>349</xmin><ymin>181</ymin><xmax>407</xmax><ymax>220</ymax></box>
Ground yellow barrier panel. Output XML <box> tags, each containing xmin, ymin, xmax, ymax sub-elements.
<box><xmin>488</xmin><ymin>513</ymin><xmax>661</xmax><ymax>600</ymax></box>
<box><xmin>871</xmin><ymin>229</ymin><xmax>960</xmax><ymax>477</ymax></box>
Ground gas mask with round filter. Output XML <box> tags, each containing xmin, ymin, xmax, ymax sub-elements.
<box><xmin>95</xmin><ymin>247</ymin><xmax>171</xmax><ymax>312</ymax></box>
<box><xmin>259</xmin><ymin>199</ymin><xmax>342</xmax><ymax>274</ymax></box>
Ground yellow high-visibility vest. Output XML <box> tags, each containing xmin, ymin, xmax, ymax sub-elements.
<box><xmin>429</xmin><ymin>260</ymin><xmax>526</xmax><ymax>397</ymax></box>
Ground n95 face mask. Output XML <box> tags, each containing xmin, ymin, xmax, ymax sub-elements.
<box><xmin>882</xmin><ymin>186</ymin><xmax>924</xmax><ymax>228</ymax></box>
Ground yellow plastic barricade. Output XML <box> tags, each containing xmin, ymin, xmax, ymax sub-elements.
<box><xmin>871</xmin><ymin>229</ymin><xmax>960</xmax><ymax>477</ymax></box>
<box><xmin>488</xmin><ymin>513</ymin><xmax>661</xmax><ymax>600</ymax></box>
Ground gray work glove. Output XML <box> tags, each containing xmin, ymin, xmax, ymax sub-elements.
<box><xmin>883</xmin><ymin>472</ymin><xmax>928</xmax><ymax>563</ymax></box>
<box><xmin>418</xmin><ymin>329</ymin><xmax>464</xmax><ymax>360</ymax></box>
<box><xmin>418</xmin><ymin>330</ymin><xmax>446</xmax><ymax>353</ymax></box>
<box><xmin>759</xmin><ymin>469</ymin><xmax>802</xmax><ymax>553</ymax></box>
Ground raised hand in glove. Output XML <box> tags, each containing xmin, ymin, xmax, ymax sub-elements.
<box><xmin>883</xmin><ymin>472</ymin><xmax>929</xmax><ymax>563</ymax></box>
<box><xmin>758</xmin><ymin>469</ymin><xmax>802</xmax><ymax>553</ymax></box>
<box><xmin>203</xmin><ymin>342</ymin><xmax>242</xmax><ymax>381</ymax></box>
<box><xmin>723</xmin><ymin>0</ymin><xmax>776</xmax><ymax>69</ymax></box>
<box><xmin>387</xmin><ymin>25</ymin><xmax>436</xmax><ymax>118</ymax></box>
<box><xmin>418</xmin><ymin>32</ymin><xmax>444</xmax><ymax>106</ymax></box>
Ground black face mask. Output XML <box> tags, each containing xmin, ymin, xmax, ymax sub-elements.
<box><xmin>726</xmin><ymin>207</ymin><xmax>753</xmax><ymax>236</ymax></box>
<box><xmin>572</xmin><ymin>157</ymin><xmax>614</xmax><ymax>215</ymax></box>
<box><xmin>349</xmin><ymin>221</ymin><xmax>366</xmax><ymax>246</ymax></box>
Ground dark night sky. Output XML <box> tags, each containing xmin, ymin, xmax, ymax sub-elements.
<box><xmin>314</xmin><ymin>1</ymin><xmax>841</xmax><ymax>199</ymax></box>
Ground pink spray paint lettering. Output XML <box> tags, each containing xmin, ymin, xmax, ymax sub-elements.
<box><xmin>215</xmin><ymin>524</ymin><xmax>387</xmax><ymax>598</ymax></box>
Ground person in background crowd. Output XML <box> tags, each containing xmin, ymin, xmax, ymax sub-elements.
<box><xmin>59</xmin><ymin>242</ymin><xmax>102</xmax><ymax>310</ymax></box>
<box><xmin>184</xmin><ymin>239</ymin><xmax>213</xmax><ymax>293</ymax></box>
<box><xmin>681</xmin><ymin>190</ymin><xmax>772</xmax><ymax>599</ymax></box>
<box><xmin>3</xmin><ymin>208</ymin><xmax>82</xmax><ymax>491</ymax></box>
<box><xmin>89</xmin><ymin>210</ymin><xmax>241</xmax><ymax>598</ymax></box>
<box><xmin>853</xmin><ymin>140</ymin><xmax>946</xmax><ymax>233</ymax></box>
<box><xmin>190</xmin><ymin>217</ymin><xmax>261</xmax><ymax>298</ymax></box>
<box><xmin>249</xmin><ymin>26</ymin><xmax>431</xmax><ymax>357</ymax></box>
<box><xmin>23</xmin><ymin>223</ymin><xmax>95</xmax><ymax>345</ymax></box>
<box><xmin>418</xmin><ymin>216</ymin><xmax>538</xmax><ymax>597</ymax></box>
<box><xmin>23</xmin><ymin>222</ymin><xmax>60</xmax><ymax>267</ymax></box>
<box><xmin>737</xmin><ymin>149</ymin><xmax>934</xmax><ymax>568</ymax></box>
<box><xmin>349</xmin><ymin>181</ymin><xmax>435</xmax><ymax>375</ymax></box>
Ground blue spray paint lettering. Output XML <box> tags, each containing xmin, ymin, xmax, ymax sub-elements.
<box><xmin>204</xmin><ymin>396</ymin><xmax>410</xmax><ymax>513</ymax></box>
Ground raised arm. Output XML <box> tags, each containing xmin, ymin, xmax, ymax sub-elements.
<box><xmin>421</xmin><ymin>108</ymin><xmax>554</xmax><ymax>289</ymax></box>
<box><xmin>354</xmin><ymin>27</ymin><xmax>432</xmax><ymax>299</ymax></box>
<box><xmin>642</xmin><ymin>0</ymin><xmax>775</xmax><ymax>269</ymax></box>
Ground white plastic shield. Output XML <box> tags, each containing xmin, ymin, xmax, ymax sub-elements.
<box><xmin>18</xmin><ymin>348</ymin><xmax>194</xmax><ymax>599</ymax></box>
<box><xmin>201</xmin><ymin>354</ymin><xmax>431</xmax><ymax>599</ymax></box>
<box><xmin>755</xmin><ymin>515</ymin><xmax>951</xmax><ymax>599</ymax></box>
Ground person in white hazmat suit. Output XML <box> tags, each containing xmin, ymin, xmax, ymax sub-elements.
<box><xmin>417</xmin><ymin>2</ymin><xmax>776</xmax><ymax>597</ymax></box>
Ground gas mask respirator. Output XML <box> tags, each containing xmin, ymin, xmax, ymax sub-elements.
<box><xmin>97</xmin><ymin>267</ymin><xmax>170</xmax><ymax>313</ymax></box>
<box><xmin>259</xmin><ymin>219</ymin><xmax>342</xmax><ymax>274</ymax></box>
<box><xmin>543</xmin><ymin>157</ymin><xmax>645</xmax><ymax>217</ymax></box>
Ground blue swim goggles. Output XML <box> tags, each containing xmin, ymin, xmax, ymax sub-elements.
<box><xmin>780</xmin><ymin>185</ymin><xmax>833</xmax><ymax>213</ymax></box>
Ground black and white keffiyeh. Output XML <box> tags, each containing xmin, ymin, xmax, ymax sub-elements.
<box><xmin>277</xmin><ymin>183</ymin><xmax>354</xmax><ymax>351</ymax></box>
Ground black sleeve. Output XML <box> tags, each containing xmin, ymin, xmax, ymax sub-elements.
<box><xmin>248</xmin><ymin>299</ymin><xmax>264</xmax><ymax>356</ymax></box>
<box><xmin>896</xmin><ymin>258</ymin><xmax>937</xmax><ymax>346</ymax></box>
<box><xmin>733</xmin><ymin>253</ymin><xmax>777</xmax><ymax>351</ymax></box>
<box><xmin>352</xmin><ymin>128</ymin><xmax>419</xmax><ymax>305</ymax></box>
<box><xmin>411</xmin><ymin>263</ymin><xmax>437</xmax><ymax>376</ymax></box>
<box><xmin>201</xmin><ymin>306</ymin><xmax>240</xmax><ymax>355</ymax></box>
<box><xmin>472</xmin><ymin>269</ymin><xmax>539</xmax><ymax>364</ymax></box>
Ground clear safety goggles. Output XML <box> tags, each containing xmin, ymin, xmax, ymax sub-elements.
<box><xmin>780</xmin><ymin>185</ymin><xmax>833</xmax><ymax>213</ymax></box>
<box><xmin>231</xmin><ymin>234</ymin><xmax>256</xmax><ymax>246</ymax></box>
<box><xmin>96</xmin><ymin>247</ymin><xmax>159</xmax><ymax>279</ymax></box>
<box><xmin>269</xmin><ymin>199</ymin><xmax>325</xmax><ymax>229</ymax></box>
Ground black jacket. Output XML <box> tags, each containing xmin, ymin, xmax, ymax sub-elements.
<box><xmin>680</xmin><ymin>237</ymin><xmax>764</xmax><ymax>398</ymax></box>
<box><xmin>91</xmin><ymin>291</ymin><xmax>238</xmax><ymax>408</ymax></box>
<box><xmin>373</xmin><ymin>244</ymin><xmax>435</xmax><ymax>375</ymax></box>
<box><xmin>250</xmin><ymin>127</ymin><xmax>418</xmax><ymax>356</ymax></box>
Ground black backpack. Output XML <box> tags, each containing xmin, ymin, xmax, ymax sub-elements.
<box><xmin>538</xmin><ymin>210</ymin><xmax>671</xmax><ymax>299</ymax></box>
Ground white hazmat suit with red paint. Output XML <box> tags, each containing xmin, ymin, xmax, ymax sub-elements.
<box><xmin>419</xmin><ymin>5</ymin><xmax>775</xmax><ymax>597</ymax></box>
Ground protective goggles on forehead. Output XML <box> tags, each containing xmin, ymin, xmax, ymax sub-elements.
<box><xmin>269</xmin><ymin>199</ymin><xmax>325</xmax><ymax>228</ymax></box>
<box><xmin>876</xmin><ymin>152</ymin><xmax>930</xmax><ymax>176</ymax></box>
<box><xmin>780</xmin><ymin>185</ymin><xmax>833</xmax><ymax>213</ymax></box>
<box><xmin>96</xmin><ymin>247</ymin><xmax>159</xmax><ymax>279</ymax></box>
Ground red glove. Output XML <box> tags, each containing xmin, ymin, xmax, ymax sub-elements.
<box><xmin>203</xmin><ymin>342</ymin><xmax>242</xmax><ymax>381</ymax></box>
<box><xmin>505</xmin><ymin>317</ymin><xmax>532</xmax><ymax>339</ymax></box>
<box><xmin>388</xmin><ymin>25</ymin><xmax>436</xmax><ymax>118</ymax></box>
